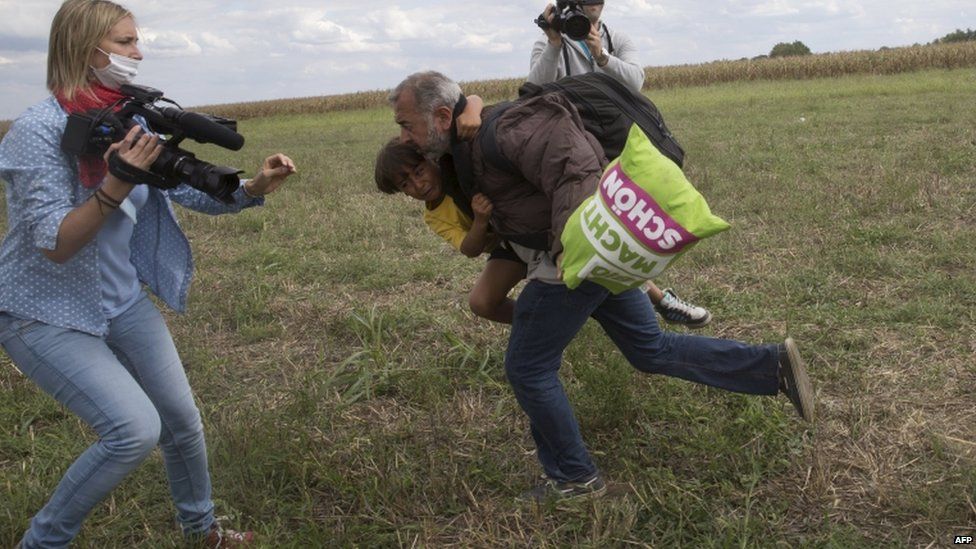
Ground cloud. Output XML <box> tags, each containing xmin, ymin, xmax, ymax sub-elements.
<box><xmin>364</xmin><ymin>7</ymin><xmax>521</xmax><ymax>55</ymax></box>
<box><xmin>0</xmin><ymin>50</ymin><xmax>47</xmax><ymax>68</ymax></box>
<box><xmin>725</xmin><ymin>0</ymin><xmax>867</xmax><ymax>20</ymax></box>
<box><xmin>141</xmin><ymin>29</ymin><xmax>203</xmax><ymax>57</ymax></box>
<box><xmin>301</xmin><ymin>60</ymin><xmax>375</xmax><ymax>77</ymax></box>
<box><xmin>745</xmin><ymin>0</ymin><xmax>801</xmax><ymax>18</ymax></box>
<box><xmin>292</xmin><ymin>17</ymin><xmax>364</xmax><ymax>44</ymax></box>
<box><xmin>0</xmin><ymin>2</ymin><xmax>54</xmax><ymax>39</ymax></box>
<box><xmin>0</xmin><ymin>35</ymin><xmax>46</xmax><ymax>53</ymax></box>
<box><xmin>611</xmin><ymin>0</ymin><xmax>668</xmax><ymax>17</ymax></box>
<box><xmin>367</xmin><ymin>8</ymin><xmax>437</xmax><ymax>41</ymax></box>
<box><xmin>289</xmin><ymin>11</ymin><xmax>393</xmax><ymax>53</ymax></box>
<box><xmin>455</xmin><ymin>34</ymin><xmax>515</xmax><ymax>54</ymax></box>
<box><xmin>199</xmin><ymin>32</ymin><xmax>237</xmax><ymax>54</ymax></box>
<box><xmin>804</xmin><ymin>0</ymin><xmax>866</xmax><ymax>19</ymax></box>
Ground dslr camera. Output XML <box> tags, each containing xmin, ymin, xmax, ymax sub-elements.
<box><xmin>534</xmin><ymin>0</ymin><xmax>597</xmax><ymax>42</ymax></box>
<box><xmin>61</xmin><ymin>84</ymin><xmax>245</xmax><ymax>203</ymax></box>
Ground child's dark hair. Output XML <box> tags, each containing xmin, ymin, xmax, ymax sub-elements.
<box><xmin>374</xmin><ymin>137</ymin><xmax>425</xmax><ymax>194</ymax></box>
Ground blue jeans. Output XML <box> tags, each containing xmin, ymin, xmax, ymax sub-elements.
<box><xmin>0</xmin><ymin>294</ymin><xmax>214</xmax><ymax>548</ymax></box>
<box><xmin>505</xmin><ymin>280</ymin><xmax>780</xmax><ymax>483</ymax></box>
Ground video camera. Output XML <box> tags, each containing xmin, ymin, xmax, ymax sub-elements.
<box><xmin>534</xmin><ymin>0</ymin><xmax>599</xmax><ymax>42</ymax></box>
<box><xmin>61</xmin><ymin>84</ymin><xmax>245</xmax><ymax>203</ymax></box>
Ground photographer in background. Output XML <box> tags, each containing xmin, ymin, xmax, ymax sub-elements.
<box><xmin>0</xmin><ymin>1</ymin><xmax>295</xmax><ymax>547</ymax></box>
<box><xmin>528</xmin><ymin>0</ymin><xmax>645</xmax><ymax>92</ymax></box>
<box><xmin>529</xmin><ymin>0</ymin><xmax>712</xmax><ymax>328</ymax></box>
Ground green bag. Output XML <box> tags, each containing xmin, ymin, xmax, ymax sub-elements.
<box><xmin>560</xmin><ymin>124</ymin><xmax>730</xmax><ymax>293</ymax></box>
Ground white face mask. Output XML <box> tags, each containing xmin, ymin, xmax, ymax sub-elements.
<box><xmin>91</xmin><ymin>48</ymin><xmax>139</xmax><ymax>89</ymax></box>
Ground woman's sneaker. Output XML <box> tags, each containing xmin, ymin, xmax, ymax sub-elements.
<box><xmin>203</xmin><ymin>522</ymin><xmax>255</xmax><ymax>547</ymax></box>
<box><xmin>518</xmin><ymin>473</ymin><xmax>607</xmax><ymax>503</ymax></box>
<box><xmin>654</xmin><ymin>288</ymin><xmax>712</xmax><ymax>328</ymax></box>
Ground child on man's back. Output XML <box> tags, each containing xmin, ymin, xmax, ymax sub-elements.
<box><xmin>375</xmin><ymin>137</ymin><xmax>526</xmax><ymax>323</ymax></box>
<box><xmin>374</xmin><ymin>97</ymin><xmax>711</xmax><ymax>327</ymax></box>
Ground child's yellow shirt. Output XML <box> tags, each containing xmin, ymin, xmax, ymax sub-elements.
<box><xmin>423</xmin><ymin>195</ymin><xmax>472</xmax><ymax>252</ymax></box>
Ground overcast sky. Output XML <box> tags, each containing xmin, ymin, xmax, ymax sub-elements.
<box><xmin>0</xmin><ymin>0</ymin><xmax>970</xmax><ymax>119</ymax></box>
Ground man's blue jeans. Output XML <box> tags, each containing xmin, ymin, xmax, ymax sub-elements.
<box><xmin>0</xmin><ymin>293</ymin><xmax>214</xmax><ymax>548</ymax></box>
<box><xmin>505</xmin><ymin>280</ymin><xmax>780</xmax><ymax>483</ymax></box>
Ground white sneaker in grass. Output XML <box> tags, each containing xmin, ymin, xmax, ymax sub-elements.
<box><xmin>654</xmin><ymin>288</ymin><xmax>712</xmax><ymax>328</ymax></box>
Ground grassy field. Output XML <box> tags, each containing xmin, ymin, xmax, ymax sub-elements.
<box><xmin>1</xmin><ymin>68</ymin><xmax>974</xmax><ymax>546</ymax></box>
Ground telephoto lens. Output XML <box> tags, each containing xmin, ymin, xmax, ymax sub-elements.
<box><xmin>151</xmin><ymin>148</ymin><xmax>242</xmax><ymax>203</ymax></box>
<box><xmin>552</xmin><ymin>0</ymin><xmax>593</xmax><ymax>41</ymax></box>
<box><xmin>561</xmin><ymin>10</ymin><xmax>591</xmax><ymax>40</ymax></box>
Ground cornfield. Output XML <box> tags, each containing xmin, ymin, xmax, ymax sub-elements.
<box><xmin>644</xmin><ymin>41</ymin><xmax>976</xmax><ymax>89</ymax></box>
<box><xmin>199</xmin><ymin>41</ymin><xmax>976</xmax><ymax>120</ymax></box>
<box><xmin>1</xmin><ymin>41</ymin><xmax>974</xmax><ymax>135</ymax></box>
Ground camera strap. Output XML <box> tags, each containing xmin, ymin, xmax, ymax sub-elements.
<box><xmin>603</xmin><ymin>23</ymin><xmax>613</xmax><ymax>55</ymax></box>
<box><xmin>562</xmin><ymin>24</ymin><xmax>613</xmax><ymax>76</ymax></box>
<box><xmin>107</xmin><ymin>151</ymin><xmax>174</xmax><ymax>189</ymax></box>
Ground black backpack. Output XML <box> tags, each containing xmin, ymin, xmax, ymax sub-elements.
<box><xmin>479</xmin><ymin>72</ymin><xmax>685</xmax><ymax>178</ymax></box>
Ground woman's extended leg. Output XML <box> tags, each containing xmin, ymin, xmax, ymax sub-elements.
<box><xmin>0</xmin><ymin>313</ymin><xmax>161</xmax><ymax>548</ymax></box>
<box><xmin>104</xmin><ymin>294</ymin><xmax>215</xmax><ymax>536</ymax></box>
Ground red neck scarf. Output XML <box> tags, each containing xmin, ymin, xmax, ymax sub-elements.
<box><xmin>55</xmin><ymin>83</ymin><xmax>127</xmax><ymax>189</ymax></box>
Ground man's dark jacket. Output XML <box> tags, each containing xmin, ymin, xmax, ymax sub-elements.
<box><xmin>451</xmin><ymin>92</ymin><xmax>607</xmax><ymax>258</ymax></box>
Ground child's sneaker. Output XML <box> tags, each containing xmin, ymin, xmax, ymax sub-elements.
<box><xmin>518</xmin><ymin>473</ymin><xmax>607</xmax><ymax>503</ymax></box>
<box><xmin>654</xmin><ymin>288</ymin><xmax>712</xmax><ymax>328</ymax></box>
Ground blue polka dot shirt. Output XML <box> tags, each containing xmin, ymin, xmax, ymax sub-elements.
<box><xmin>0</xmin><ymin>96</ymin><xmax>263</xmax><ymax>336</ymax></box>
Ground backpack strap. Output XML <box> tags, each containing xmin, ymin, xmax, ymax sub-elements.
<box><xmin>517</xmin><ymin>81</ymin><xmax>545</xmax><ymax>98</ymax></box>
<box><xmin>481</xmin><ymin>86</ymin><xmax>548</xmax><ymax>172</ymax></box>
<box><xmin>581</xmin><ymin>72</ymin><xmax>685</xmax><ymax>166</ymax></box>
<box><xmin>478</xmin><ymin>102</ymin><xmax>519</xmax><ymax>176</ymax></box>
<box><xmin>449</xmin><ymin>95</ymin><xmax>480</xmax><ymax>202</ymax></box>
<box><xmin>476</xmin><ymin>101</ymin><xmax>552</xmax><ymax>251</ymax></box>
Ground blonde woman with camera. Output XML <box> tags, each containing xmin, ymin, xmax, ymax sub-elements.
<box><xmin>0</xmin><ymin>1</ymin><xmax>294</xmax><ymax>546</ymax></box>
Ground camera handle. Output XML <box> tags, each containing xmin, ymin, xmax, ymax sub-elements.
<box><xmin>107</xmin><ymin>150</ymin><xmax>174</xmax><ymax>189</ymax></box>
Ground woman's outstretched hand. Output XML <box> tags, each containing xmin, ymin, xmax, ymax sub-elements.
<box><xmin>244</xmin><ymin>153</ymin><xmax>297</xmax><ymax>197</ymax></box>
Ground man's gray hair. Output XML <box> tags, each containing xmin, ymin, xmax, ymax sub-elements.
<box><xmin>389</xmin><ymin>71</ymin><xmax>462</xmax><ymax>115</ymax></box>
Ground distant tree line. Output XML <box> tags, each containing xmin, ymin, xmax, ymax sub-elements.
<box><xmin>932</xmin><ymin>28</ymin><xmax>976</xmax><ymax>44</ymax></box>
<box><xmin>762</xmin><ymin>28</ymin><xmax>975</xmax><ymax>59</ymax></box>
<box><xmin>769</xmin><ymin>41</ymin><xmax>812</xmax><ymax>58</ymax></box>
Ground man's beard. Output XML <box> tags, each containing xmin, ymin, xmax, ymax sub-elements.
<box><xmin>422</xmin><ymin>117</ymin><xmax>451</xmax><ymax>160</ymax></box>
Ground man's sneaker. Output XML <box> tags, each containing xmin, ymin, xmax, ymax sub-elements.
<box><xmin>654</xmin><ymin>288</ymin><xmax>712</xmax><ymax>328</ymax></box>
<box><xmin>518</xmin><ymin>473</ymin><xmax>607</xmax><ymax>504</ymax></box>
<box><xmin>779</xmin><ymin>337</ymin><xmax>815</xmax><ymax>422</ymax></box>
